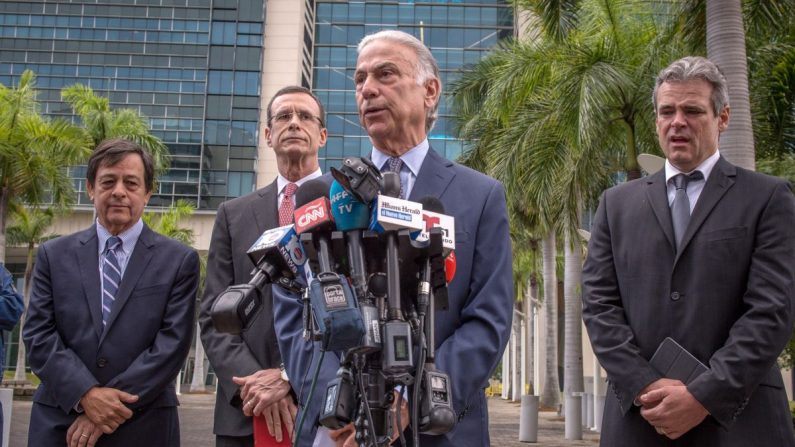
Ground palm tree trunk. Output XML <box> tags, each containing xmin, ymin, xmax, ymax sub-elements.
<box><xmin>540</xmin><ymin>231</ymin><xmax>560</xmax><ymax>409</ymax></box>
<box><xmin>623</xmin><ymin>120</ymin><xmax>641</xmax><ymax>180</ymax></box>
<box><xmin>563</xmin><ymin>229</ymin><xmax>584</xmax><ymax>439</ymax></box>
<box><xmin>706</xmin><ymin>0</ymin><xmax>755</xmax><ymax>170</ymax></box>
<box><xmin>14</xmin><ymin>241</ymin><xmax>35</xmax><ymax>382</ymax></box>
<box><xmin>190</xmin><ymin>322</ymin><xmax>207</xmax><ymax>392</ymax></box>
<box><xmin>512</xmin><ymin>303</ymin><xmax>522</xmax><ymax>402</ymax></box>
<box><xmin>501</xmin><ymin>343</ymin><xmax>510</xmax><ymax>399</ymax></box>
<box><xmin>526</xmin><ymin>277</ymin><xmax>537</xmax><ymax>395</ymax></box>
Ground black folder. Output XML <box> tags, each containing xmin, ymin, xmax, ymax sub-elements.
<box><xmin>649</xmin><ymin>337</ymin><xmax>709</xmax><ymax>384</ymax></box>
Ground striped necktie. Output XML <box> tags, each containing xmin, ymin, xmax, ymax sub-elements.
<box><xmin>102</xmin><ymin>236</ymin><xmax>122</xmax><ymax>325</ymax></box>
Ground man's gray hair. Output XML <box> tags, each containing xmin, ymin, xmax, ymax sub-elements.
<box><xmin>653</xmin><ymin>56</ymin><xmax>730</xmax><ymax>116</ymax></box>
<box><xmin>358</xmin><ymin>30</ymin><xmax>441</xmax><ymax>132</ymax></box>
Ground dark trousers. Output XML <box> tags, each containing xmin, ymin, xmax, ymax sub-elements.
<box><xmin>28</xmin><ymin>402</ymin><xmax>180</xmax><ymax>447</ymax></box>
<box><xmin>216</xmin><ymin>434</ymin><xmax>254</xmax><ymax>447</ymax></box>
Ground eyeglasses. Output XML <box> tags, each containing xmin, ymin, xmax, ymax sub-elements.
<box><xmin>271</xmin><ymin>110</ymin><xmax>323</xmax><ymax>126</ymax></box>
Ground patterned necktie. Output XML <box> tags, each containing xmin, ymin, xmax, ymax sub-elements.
<box><xmin>102</xmin><ymin>236</ymin><xmax>122</xmax><ymax>325</ymax></box>
<box><xmin>279</xmin><ymin>182</ymin><xmax>298</xmax><ymax>226</ymax></box>
<box><xmin>671</xmin><ymin>171</ymin><xmax>703</xmax><ymax>250</ymax></box>
<box><xmin>385</xmin><ymin>157</ymin><xmax>405</xmax><ymax>199</ymax></box>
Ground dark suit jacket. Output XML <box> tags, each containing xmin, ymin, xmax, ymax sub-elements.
<box><xmin>199</xmin><ymin>179</ymin><xmax>283</xmax><ymax>437</ymax></box>
<box><xmin>582</xmin><ymin>157</ymin><xmax>795</xmax><ymax>446</ymax></box>
<box><xmin>23</xmin><ymin>224</ymin><xmax>199</xmax><ymax>444</ymax></box>
<box><xmin>275</xmin><ymin>148</ymin><xmax>514</xmax><ymax>446</ymax></box>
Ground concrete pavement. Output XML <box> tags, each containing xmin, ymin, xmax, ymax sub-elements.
<box><xmin>7</xmin><ymin>393</ymin><xmax>600</xmax><ymax>446</ymax></box>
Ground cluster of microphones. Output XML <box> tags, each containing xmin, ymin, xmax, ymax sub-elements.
<box><xmin>211</xmin><ymin>157</ymin><xmax>457</xmax><ymax>446</ymax></box>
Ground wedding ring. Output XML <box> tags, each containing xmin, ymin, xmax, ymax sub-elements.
<box><xmin>81</xmin><ymin>434</ymin><xmax>89</xmax><ymax>438</ymax></box>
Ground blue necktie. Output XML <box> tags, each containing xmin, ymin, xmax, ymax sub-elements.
<box><xmin>102</xmin><ymin>236</ymin><xmax>122</xmax><ymax>325</ymax></box>
<box><xmin>385</xmin><ymin>157</ymin><xmax>405</xmax><ymax>199</ymax></box>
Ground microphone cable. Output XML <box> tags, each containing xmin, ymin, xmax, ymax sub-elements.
<box><xmin>293</xmin><ymin>347</ymin><xmax>326</xmax><ymax>447</ymax></box>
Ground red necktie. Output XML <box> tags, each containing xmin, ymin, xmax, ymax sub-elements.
<box><xmin>278</xmin><ymin>183</ymin><xmax>298</xmax><ymax>226</ymax></box>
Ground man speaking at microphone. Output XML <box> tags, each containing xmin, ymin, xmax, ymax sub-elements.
<box><xmin>200</xmin><ymin>86</ymin><xmax>329</xmax><ymax>447</ymax></box>
<box><xmin>277</xmin><ymin>30</ymin><xmax>514</xmax><ymax>447</ymax></box>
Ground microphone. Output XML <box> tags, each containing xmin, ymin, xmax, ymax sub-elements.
<box><xmin>294</xmin><ymin>179</ymin><xmax>365</xmax><ymax>352</ymax></box>
<box><xmin>210</xmin><ymin>225</ymin><xmax>307</xmax><ymax>334</ymax></box>
<box><xmin>293</xmin><ymin>179</ymin><xmax>335</xmax><ymax>273</ymax></box>
<box><xmin>368</xmin><ymin>195</ymin><xmax>424</xmax><ymax>376</ymax></box>
<box><xmin>329</xmin><ymin>181</ymin><xmax>381</xmax><ymax>354</ymax></box>
<box><xmin>444</xmin><ymin>251</ymin><xmax>457</xmax><ymax>284</ymax></box>
<box><xmin>415</xmin><ymin>197</ymin><xmax>455</xmax><ymax>257</ymax></box>
<box><xmin>329</xmin><ymin>180</ymin><xmax>369</xmax><ymax>295</ymax></box>
<box><xmin>413</xmin><ymin>197</ymin><xmax>456</xmax><ymax>435</ymax></box>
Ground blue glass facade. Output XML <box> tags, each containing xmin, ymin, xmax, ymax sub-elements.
<box><xmin>0</xmin><ymin>0</ymin><xmax>265</xmax><ymax>209</ymax></box>
<box><xmin>312</xmin><ymin>1</ymin><xmax>513</xmax><ymax>171</ymax></box>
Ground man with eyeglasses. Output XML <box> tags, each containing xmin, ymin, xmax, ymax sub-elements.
<box><xmin>200</xmin><ymin>86</ymin><xmax>329</xmax><ymax>447</ymax></box>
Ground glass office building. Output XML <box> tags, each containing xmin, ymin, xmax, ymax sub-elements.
<box><xmin>0</xmin><ymin>0</ymin><xmax>264</xmax><ymax>209</ymax></box>
<box><xmin>313</xmin><ymin>1</ymin><xmax>513</xmax><ymax>171</ymax></box>
<box><xmin>0</xmin><ymin>0</ymin><xmax>512</xmax><ymax>209</ymax></box>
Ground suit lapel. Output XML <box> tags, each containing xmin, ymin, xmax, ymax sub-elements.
<box><xmin>409</xmin><ymin>147</ymin><xmax>456</xmax><ymax>201</ymax></box>
<box><xmin>76</xmin><ymin>226</ymin><xmax>104</xmax><ymax>338</ymax></box>
<box><xmin>644</xmin><ymin>169</ymin><xmax>676</xmax><ymax>251</ymax></box>
<box><xmin>252</xmin><ymin>180</ymin><xmax>279</xmax><ymax>233</ymax></box>
<box><xmin>100</xmin><ymin>225</ymin><xmax>155</xmax><ymax>342</ymax></box>
<box><xmin>675</xmin><ymin>157</ymin><xmax>736</xmax><ymax>264</ymax></box>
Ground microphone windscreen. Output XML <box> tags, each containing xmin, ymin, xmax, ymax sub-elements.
<box><xmin>445</xmin><ymin>251</ymin><xmax>456</xmax><ymax>283</ymax></box>
<box><xmin>417</xmin><ymin>196</ymin><xmax>445</xmax><ymax>214</ymax></box>
<box><xmin>295</xmin><ymin>178</ymin><xmax>331</xmax><ymax>208</ymax></box>
<box><xmin>329</xmin><ymin>180</ymin><xmax>370</xmax><ymax>231</ymax></box>
<box><xmin>380</xmin><ymin>171</ymin><xmax>401</xmax><ymax>198</ymax></box>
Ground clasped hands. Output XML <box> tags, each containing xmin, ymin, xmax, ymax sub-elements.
<box><xmin>66</xmin><ymin>386</ymin><xmax>139</xmax><ymax>446</ymax></box>
<box><xmin>233</xmin><ymin>368</ymin><xmax>297</xmax><ymax>443</ymax></box>
<box><xmin>637</xmin><ymin>378</ymin><xmax>709</xmax><ymax>440</ymax></box>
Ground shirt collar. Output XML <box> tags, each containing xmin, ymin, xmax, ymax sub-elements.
<box><xmin>665</xmin><ymin>149</ymin><xmax>720</xmax><ymax>183</ymax></box>
<box><xmin>277</xmin><ymin>168</ymin><xmax>323</xmax><ymax>195</ymax></box>
<box><xmin>371</xmin><ymin>139</ymin><xmax>429</xmax><ymax>177</ymax></box>
<box><xmin>96</xmin><ymin>218</ymin><xmax>143</xmax><ymax>256</ymax></box>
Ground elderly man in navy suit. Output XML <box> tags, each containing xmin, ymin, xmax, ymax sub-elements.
<box><xmin>274</xmin><ymin>30</ymin><xmax>513</xmax><ymax>447</ymax></box>
<box><xmin>23</xmin><ymin>138</ymin><xmax>200</xmax><ymax>447</ymax></box>
<box><xmin>582</xmin><ymin>56</ymin><xmax>795</xmax><ymax>446</ymax></box>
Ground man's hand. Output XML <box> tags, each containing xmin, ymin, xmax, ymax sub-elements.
<box><xmin>639</xmin><ymin>382</ymin><xmax>709</xmax><ymax>439</ymax></box>
<box><xmin>233</xmin><ymin>368</ymin><xmax>291</xmax><ymax>417</ymax></box>
<box><xmin>329</xmin><ymin>423</ymin><xmax>356</xmax><ymax>447</ymax></box>
<box><xmin>66</xmin><ymin>415</ymin><xmax>104</xmax><ymax>447</ymax></box>
<box><xmin>79</xmin><ymin>387</ymin><xmax>138</xmax><ymax>433</ymax></box>
<box><xmin>257</xmin><ymin>396</ymin><xmax>298</xmax><ymax>443</ymax></box>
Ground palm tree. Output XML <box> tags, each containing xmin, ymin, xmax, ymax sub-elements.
<box><xmin>662</xmin><ymin>0</ymin><xmax>795</xmax><ymax>170</ymax></box>
<box><xmin>61</xmin><ymin>84</ymin><xmax>170</xmax><ymax>175</ymax></box>
<box><xmin>0</xmin><ymin>70</ymin><xmax>91</xmax><ymax>262</ymax></box>
<box><xmin>563</xmin><ymin>227</ymin><xmax>584</xmax><ymax>438</ymax></box>
<box><xmin>706</xmin><ymin>0</ymin><xmax>755</xmax><ymax>169</ymax></box>
<box><xmin>6</xmin><ymin>205</ymin><xmax>57</xmax><ymax>382</ymax></box>
<box><xmin>453</xmin><ymin>0</ymin><xmax>677</xmax><ymax>415</ymax></box>
<box><xmin>540</xmin><ymin>232</ymin><xmax>561</xmax><ymax>409</ymax></box>
<box><xmin>142</xmin><ymin>199</ymin><xmax>195</xmax><ymax>245</ymax></box>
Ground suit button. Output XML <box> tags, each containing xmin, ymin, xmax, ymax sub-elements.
<box><xmin>97</xmin><ymin>358</ymin><xmax>108</xmax><ymax>368</ymax></box>
<box><xmin>670</xmin><ymin>292</ymin><xmax>681</xmax><ymax>301</ymax></box>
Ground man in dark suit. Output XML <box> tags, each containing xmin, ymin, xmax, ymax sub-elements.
<box><xmin>273</xmin><ymin>30</ymin><xmax>513</xmax><ymax>447</ymax></box>
<box><xmin>582</xmin><ymin>56</ymin><xmax>795</xmax><ymax>446</ymax></box>
<box><xmin>199</xmin><ymin>85</ymin><xmax>329</xmax><ymax>447</ymax></box>
<box><xmin>23</xmin><ymin>138</ymin><xmax>200</xmax><ymax>446</ymax></box>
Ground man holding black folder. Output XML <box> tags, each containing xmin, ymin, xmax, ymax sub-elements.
<box><xmin>583</xmin><ymin>56</ymin><xmax>795</xmax><ymax>446</ymax></box>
